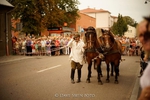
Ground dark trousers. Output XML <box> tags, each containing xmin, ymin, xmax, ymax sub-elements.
<box><xmin>26</xmin><ymin>46</ymin><xmax>32</xmax><ymax>56</ymax></box>
<box><xmin>70</xmin><ymin>61</ymin><xmax>82</xmax><ymax>80</ymax></box>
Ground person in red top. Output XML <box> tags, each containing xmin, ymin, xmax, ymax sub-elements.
<box><xmin>55</xmin><ymin>38</ymin><xmax>60</xmax><ymax>56</ymax></box>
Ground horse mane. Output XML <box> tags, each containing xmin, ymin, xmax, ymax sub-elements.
<box><xmin>105</xmin><ymin>30</ymin><xmax>115</xmax><ymax>43</ymax></box>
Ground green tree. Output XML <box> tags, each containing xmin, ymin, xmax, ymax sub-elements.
<box><xmin>123</xmin><ymin>16</ymin><xmax>138</xmax><ymax>27</ymax></box>
<box><xmin>7</xmin><ymin>0</ymin><xmax>80</xmax><ymax>36</ymax></box>
<box><xmin>111</xmin><ymin>14</ymin><xmax>128</xmax><ymax>36</ymax></box>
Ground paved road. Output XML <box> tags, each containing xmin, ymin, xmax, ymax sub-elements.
<box><xmin>0</xmin><ymin>55</ymin><xmax>141</xmax><ymax>100</ymax></box>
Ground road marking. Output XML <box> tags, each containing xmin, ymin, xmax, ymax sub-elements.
<box><xmin>37</xmin><ymin>65</ymin><xmax>61</xmax><ymax>73</ymax></box>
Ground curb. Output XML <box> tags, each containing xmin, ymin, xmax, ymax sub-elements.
<box><xmin>130</xmin><ymin>77</ymin><xmax>140</xmax><ymax>100</ymax></box>
<box><xmin>0</xmin><ymin>56</ymin><xmax>34</xmax><ymax>64</ymax></box>
<box><xmin>130</xmin><ymin>65</ymin><xmax>141</xmax><ymax>100</ymax></box>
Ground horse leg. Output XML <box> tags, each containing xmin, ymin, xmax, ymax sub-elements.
<box><xmin>86</xmin><ymin>61</ymin><xmax>92</xmax><ymax>83</ymax></box>
<box><xmin>114</xmin><ymin>62</ymin><xmax>119</xmax><ymax>84</ymax></box>
<box><xmin>97</xmin><ymin>60</ymin><xmax>103</xmax><ymax>85</ymax></box>
<box><xmin>106</xmin><ymin>63</ymin><xmax>110</xmax><ymax>83</ymax></box>
<box><xmin>110</xmin><ymin>62</ymin><xmax>114</xmax><ymax>76</ymax></box>
<box><xmin>93</xmin><ymin>59</ymin><xmax>97</xmax><ymax>70</ymax></box>
<box><xmin>118</xmin><ymin>63</ymin><xmax>120</xmax><ymax>76</ymax></box>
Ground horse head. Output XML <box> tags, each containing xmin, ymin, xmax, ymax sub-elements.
<box><xmin>100</xmin><ymin>30</ymin><xmax>115</xmax><ymax>50</ymax></box>
<box><xmin>84</xmin><ymin>26</ymin><xmax>99</xmax><ymax>49</ymax></box>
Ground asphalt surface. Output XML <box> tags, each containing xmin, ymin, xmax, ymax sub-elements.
<box><xmin>0</xmin><ymin>55</ymin><xmax>141</xmax><ymax>100</ymax></box>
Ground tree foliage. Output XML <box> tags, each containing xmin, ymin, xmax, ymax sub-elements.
<box><xmin>7</xmin><ymin>0</ymin><xmax>80</xmax><ymax>35</ymax></box>
<box><xmin>111</xmin><ymin>14</ymin><xmax>128</xmax><ymax>36</ymax></box>
<box><xmin>123</xmin><ymin>16</ymin><xmax>138</xmax><ymax>28</ymax></box>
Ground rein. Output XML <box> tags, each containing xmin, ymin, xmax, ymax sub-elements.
<box><xmin>104</xmin><ymin>40</ymin><xmax>115</xmax><ymax>52</ymax></box>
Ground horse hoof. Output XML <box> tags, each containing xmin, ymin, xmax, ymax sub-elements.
<box><xmin>86</xmin><ymin>80</ymin><xmax>90</xmax><ymax>83</ymax></box>
<box><xmin>114</xmin><ymin>80</ymin><xmax>119</xmax><ymax>84</ymax></box>
<box><xmin>110</xmin><ymin>74</ymin><xmax>114</xmax><ymax>76</ymax></box>
<box><xmin>106</xmin><ymin>79</ymin><xmax>110</xmax><ymax>83</ymax></box>
<box><xmin>98</xmin><ymin>81</ymin><xmax>103</xmax><ymax>85</ymax></box>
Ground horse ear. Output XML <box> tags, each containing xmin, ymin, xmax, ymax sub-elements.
<box><xmin>101</xmin><ymin>29</ymin><xmax>104</xmax><ymax>33</ymax></box>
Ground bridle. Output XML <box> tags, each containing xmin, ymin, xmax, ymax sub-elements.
<box><xmin>85</xmin><ymin>32</ymin><xmax>96</xmax><ymax>49</ymax></box>
<box><xmin>99</xmin><ymin>32</ymin><xmax>115</xmax><ymax>52</ymax></box>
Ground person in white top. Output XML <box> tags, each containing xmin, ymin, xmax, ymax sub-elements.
<box><xmin>137</xmin><ymin>16</ymin><xmax>150</xmax><ymax>100</ymax></box>
<box><xmin>67</xmin><ymin>34</ymin><xmax>85</xmax><ymax>84</ymax></box>
<box><xmin>40</xmin><ymin>38</ymin><xmax>46</xmax><ymax>55</ymax></box>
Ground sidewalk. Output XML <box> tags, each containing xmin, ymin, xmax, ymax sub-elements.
<box><xmin>0</xmin><ymin>55</ymin><xmax>34</xmax><ymax>64</ymax></box>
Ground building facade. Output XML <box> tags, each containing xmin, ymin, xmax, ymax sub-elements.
<box><xmin>70</xmin><ymin>12</ymin><xmax>96</xmax><ymax>33</ymax></box>
<box><xmin>124</xmin><ymin>25</ymin><xmax>136</xmax><ymax>38</ymax></box>
<box><xmin>80</xmin><ymin>8</ymin><xmax>117</xmax><ymax>30</ymax></box>
<box><xmin>41</xmin><ymin>12</ymin><xmax>96</xmax><ymax>36</ymax></box>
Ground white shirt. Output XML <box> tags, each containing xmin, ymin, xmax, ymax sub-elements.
<box><xmin>41</xmin><ymin>40</ymin><xmax>46</xmax><ymax>47</ymax></box>
<box><xmin>67</xmin><ymin>39</ymin><xmax>85</xmax><ymax>65</ymax></box>
<box><xmin>140</xmin><ymin>61</ymin><xmax>150</xmax><ymax>89</ymax></box>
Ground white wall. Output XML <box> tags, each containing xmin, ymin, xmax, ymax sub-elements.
<box><xmin>124</xmin><ymin>25</ymin><xmax>136</xmax><ymax>38</ymax></box>
<box><xmin>85</xmin><ymin>13</ymin><xmax>96</xmax><ymax>18</ymax></box>
<box><xmin>96</xmin><ymin>12</ymin><xmax>110</xmax><ymax>29</ymax></box>
<box><xmin>81</xmin><ymin>11</ymin><xmax>116</xmax><ymax>30</ymax></box>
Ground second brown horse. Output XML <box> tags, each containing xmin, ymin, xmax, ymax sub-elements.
<box><xmin>98</xmin><ymin>29</ymin><xmax>122</xmax><ymax>84</ymax></box>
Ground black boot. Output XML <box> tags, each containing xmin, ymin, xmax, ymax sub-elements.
<box><xmin>71</xmin><ymin>69</ymin><xmax>75</xmax><ymax>84</ymax></box>
<box><xmin>77</xmin><ymin>69</ymin><xmax>81</xmax><ymax>83</ymax></box>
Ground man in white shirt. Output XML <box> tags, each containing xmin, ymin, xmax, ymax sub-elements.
<box><xmin>67</xmin><ymin>34</ymin><xmax>85</xmax><ymax>84</ymax></box>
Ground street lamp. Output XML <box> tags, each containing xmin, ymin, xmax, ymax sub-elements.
<box><xmin>145</xmin><ymin>0</ymin><xmax>150</xmax><ymax>4</ymax></box>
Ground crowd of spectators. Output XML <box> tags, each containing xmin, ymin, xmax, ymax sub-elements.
<box><xmin>114</xmin><ymin>35</ymin><xmax>141</xmax><ymax>56</ymax></box>
<box><xmin>12</xmin><ymin>34</ymin><xmax>71</xmax><ymax>56</ymax></box>
<box><xmin>11</xmin><ymin>34</ymin><xmax>142</xmax><ymax>57</ymax></box>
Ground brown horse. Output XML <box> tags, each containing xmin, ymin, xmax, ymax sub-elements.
<box><xmin>84</xmin><ymin>26</ymin><xmax>103</xmax><ymax>84</ymax></box>
<box><xmin>98</xmin><ymin>30</ymin><xmax>122</xmax><ymax>84</ymax></box>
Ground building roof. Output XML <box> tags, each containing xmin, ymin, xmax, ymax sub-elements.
<box><xmin>79</xmin><ymin>12</ymin><xmax>96</xmax><ymax>19</ymax></box>
<box><xmin>0</xmin><ymin>0</ymin><xmax>14</xmax><ymax>7</ymax></box>
<box><xmin>80</xmin><ymin>8</ymin><xmax>111</xmax><ymax>14</ymax></box>
<box><xmin>111</xmin><ymin>15</ymin><xmax>118</xmax><ymax>18</ymax></box>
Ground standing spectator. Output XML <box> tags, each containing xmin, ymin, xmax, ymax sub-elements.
<box><xmin>51</xmin><ymin>38</ymin><xmax>56</xmax><ymax>56</ymax></box>
<box><xmin>34</xmin><ymin>40</ymin><xmax>38</xmax><ymax>56</ymax></box>
<box><xmin>18</xmin><ymin>38</ymin><xmax>22</xmax><ymax>55</ymax></box>
<box><xmin>31</xmin><ymin>42</ymin><xmax>36</xmax><ymax>55</ymax></box>
<box><xmin>26</xmin><ymin>37</ymin><xmax>32</xmax><ymax>56</ymax></box>
<box><xmin>135</xmin><ymin>38</ymin><xmax>141</xmax><ymax>56</ymax></box>
<box><xmin>46</xmin><ymin>38</ymin><xmax>51</xmax><ymax>56</ymax></box>
<box><xmin>65</xmin><ymin>37</ymin><xmax>70</xmax><ymax>55</ymax></box>
<box><xmin>12</xmin><ymin>36</ymin><xmax>17</xmax><ymax>55</ymax></box>
<box><xmin>21</xmin><ymin>38</ymin><xmax>26</xmax><ymax>55</ymax></box>
<box><xmin>59</xmin><ymin>36</ymin><xmax>64</xmax><ymax>55</ymax></box>
<box><xmin>14</xmin><ymin>39</ymin><xmax>19</xmax><ymax>55</ymax></box>
<box><xmin>67</xmin><ymin>34</ymin><xmax>85</xmax><ymax>84</ymax></box>
<box><xmin>37</xmin><ymin>39</ymin><xmax>42</xmax><ymax>56</ymax></box>
<box><xmin>55</xmin><ymin>38</ymin><xmax>60</xmax><ymax>56</ymax></box>
<box><xmin>41</xmin><ymin>37</ymin><xmax>46</xmax><ymax>55</ymax></box>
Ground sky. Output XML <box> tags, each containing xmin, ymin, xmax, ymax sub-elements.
<box><xmin>78</xmin><ymin>0</ymin><xmax>150</xmax><ymax>23</ymax></box>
